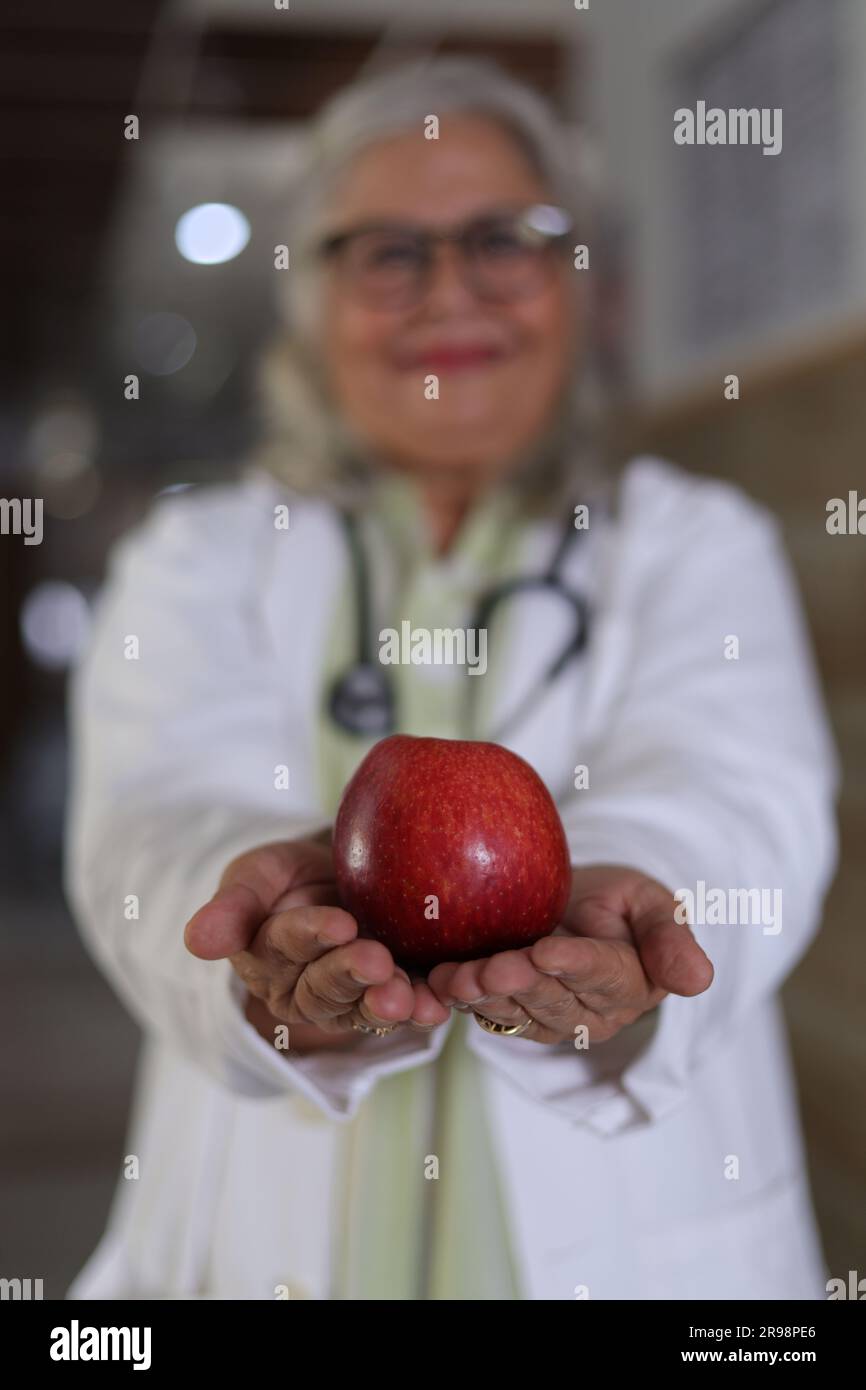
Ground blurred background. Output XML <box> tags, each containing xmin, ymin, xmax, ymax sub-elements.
<box><xmin>2</xmin><ymin>0</ymin><xmax>864</xmax><ymax>1297</ymax></box>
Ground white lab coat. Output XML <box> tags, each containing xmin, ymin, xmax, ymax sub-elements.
<box><xmin>65</xmin><ymin>456</ymin><xmax>838</xmax><ymax>1301</ymax></box>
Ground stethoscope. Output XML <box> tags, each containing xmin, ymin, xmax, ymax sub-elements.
<box><xmin>327</xmin><ymin>508</ymin><xmax>593</xmax><ymax>741</ymax></box>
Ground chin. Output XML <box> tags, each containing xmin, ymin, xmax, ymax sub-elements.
<box><xmin>403</xmin><ymin>412</ymin><xmax>495</xmax><ymax>444</ymax></box>
<box><xmin>421</xmin><ymin>420</ymin><xmax>541</xmax><ymax>466</ymax></box>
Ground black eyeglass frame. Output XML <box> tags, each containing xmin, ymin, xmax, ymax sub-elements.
<box><xmin>318</xmin><ymin>203</ymin><xmax>574</xmax><ymax>258</ymax></box>
<box><xmin>314</xmin><ymin>203</ymin><xmax>575</xmax><ymax>304</ymax></box>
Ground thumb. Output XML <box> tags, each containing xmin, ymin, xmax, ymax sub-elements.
<box><xmin>184</xmin><ymin>883</ymin><xmax>263</xmax><ymax>960</ymax></box>
<box><xmin>630</xmin><ymin>897</ymin><xmax>714</xmax><ymax>997</ymax></box>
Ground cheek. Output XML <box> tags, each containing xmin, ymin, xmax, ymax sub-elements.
<box><xmin>322</xmin><ymin>301</ymin><xmax>396</xmax><ymax>402</ymax></box>
<box><xmin>511</xmin><ymin>287</ymin><xmax>578</xmax><ymax>383</ymax></box>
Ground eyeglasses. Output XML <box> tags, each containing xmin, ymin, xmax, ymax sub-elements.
<box><xmin>317</xmin><ymin>204</ymin><xmax>573</xmax><ymax>309</ymax></box>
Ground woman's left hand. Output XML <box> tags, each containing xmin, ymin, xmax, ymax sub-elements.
<box><xmin>427</xmin><ymin>865</ymin><xmax>714</xmax><ymax>1045</ymax></box>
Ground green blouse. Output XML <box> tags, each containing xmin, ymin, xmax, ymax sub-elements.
<box><xmin>316</xmin><ymin>474</ymin><xmax>527</xmax><ymax>1300</ymax></box>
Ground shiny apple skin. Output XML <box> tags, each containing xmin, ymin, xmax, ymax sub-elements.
<box><xmin>333</xmin><ymin>734</ymin><xmax>572</xmax><ymax>969</ymax></box>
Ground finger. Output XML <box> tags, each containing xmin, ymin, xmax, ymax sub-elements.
<box><xmin>478</xmin><ymin>949</ymin><xmax>538</xmax><ymax>998</ymax></box>
<box><xmin>530</xmin><ymin>934</ymin><xmax>656</xmax><ymax>1010</ymax></box>
<box><xmin>427</xmin><ymin>962</ymin><xmax>464</xmax><ymax>1007</ymax></box>
<box><xmin>252</xmin><ymin>903</ymin><xmax>358</xmax><ymax>968</ymax></box>
<box><xmin>268</xmin><ymin>882</ymin><xmax>342</xmax><ymax>915</ymax></box>
<box><xmin>185</xmin><ymin>840</ymin><xmax>333</xmax><ymax>959</ymax></box>
<box><xmin>440</xmin><ymin>957</ymin><xmax>531</xmax><ymax>1031</ymax></box>
<box><xmin>479</xmin><ymin>951</ymin><xmax>580</xmax><ymax>1042</ymax></box>
<box><xmin>233</xmin><ymin>904</ymin><xmax>357</xmax><ymax>981</ymax></box>
<box><xmin>228</xmin><ymin>905</ymin><xmax>358</xmax><ymax>1005</ymax></box>
<box><xmin>629</xmin><ymin>891</ymin><xmax>714</xmax><ymax>997</ymax></box>
<box><xmin>438</xmin><ymin>959</ymin><xmax>490</xmax><ymax>1007</ymax></box>
<box><xmin>428</xmin><ymin>958</ymin><xmax>542</xmax><ymax>1028</ymax></box>
<box><xmin>219</xmin><ymin>839</ymin><xmax>333</xmax><ymax>910</ymax></box>
<box><xmin>408</xmin><ymin>979</ymin><xmax>452</xmax><ymax>1029</ymax></box>
<box><xmin>470</xmin><ymin>996</ymin><xmax>533</xmax><ymax>1031</ymax></box>
<box><xmin>290</xmin><ymin>938</ymin><xmax>402</xmax><ymax>1026</ymax></box>
<box><xmin>185</xmin><ymin>881</ymin><xmax>270</xmax><ymax>959</ymax></box>
<box><xmin>216</xmin><ymin>872</ymin><xmax>341</xmax><ymax>961</ymax></box>
<box><xmin>566</xmin><ymin>871</ymin><xmax>714</xmax><ymax>998</ymax></box>
<box><xmin>355</xmin><ymin>973</ymin><xmax>417</xmax><ymax>1029</ymax></box>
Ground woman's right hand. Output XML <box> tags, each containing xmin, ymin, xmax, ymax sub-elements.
<box><xmin>183</xmin><ymin>837</ymin><xmax>450</xmax><ymax>1053</ymax></box>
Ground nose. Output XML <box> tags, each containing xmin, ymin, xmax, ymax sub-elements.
<box><xmin>421</xmin><ymin>240</ymin><xmax>482</xmax><ymax>314</ymax></box>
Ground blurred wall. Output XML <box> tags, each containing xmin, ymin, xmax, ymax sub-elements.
<box><xmin>622</xmin><ymin>324</ymin><xmax>866</xmax><ymax>1282</ymax></box>
<box><xmin>586</xmin><ymin>0</ymin><xmax>866</xmax><ymax>398</ymax></box>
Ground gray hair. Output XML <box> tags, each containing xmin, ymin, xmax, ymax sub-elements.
<box><xmin>254</xmin><ymin>56</ymin><xmax>607</xmax><ymax>512</ymax></box>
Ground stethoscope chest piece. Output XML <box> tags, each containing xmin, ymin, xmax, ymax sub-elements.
<box><xmin>327</xmin><ymin>662</ymin><xmax>395</xmax><ymax>737</ymax></box>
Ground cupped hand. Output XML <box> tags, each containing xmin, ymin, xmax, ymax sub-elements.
<box><xmin>428</xmin><ymin>864</ymin><xmax>714</xmax><ymax>1045</ymax></box>
<box><xmin>184</xmin><ymin>838</ymin><xmax>450</xmax><ymax>1048</ymax></box>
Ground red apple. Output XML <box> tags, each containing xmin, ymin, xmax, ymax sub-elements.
<box><xmin>333</xmin><ymin>734</ymin><xmax>572</xmax><ymax>968</ymax></box>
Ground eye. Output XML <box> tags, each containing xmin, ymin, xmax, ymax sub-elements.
<box><xmin>359</xmin><ymin>234</ymin><xmax>425</xmax><ymax>272</ymax></box>
<box><xmin>472</xmin><ymin>223</ymin><xmax>528</xmax><ymax>258</ymax></box>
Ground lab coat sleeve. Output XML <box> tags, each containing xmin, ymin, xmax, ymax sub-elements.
<box><xmin>468</xmin><ymin>462</ymin><xmax>839</xmax><ymax>1135</ymax></box>
<box><xmin>65</xmin><ymin>485</ymin><xmax>449</xmax><ymax>1117</ymax></box>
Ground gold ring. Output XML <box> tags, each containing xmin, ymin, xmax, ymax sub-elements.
<box><xmin>472</xmin><ymin>1011</ymin><xmax>532</xmax><ymax>1037</ymax></box>
<box><xmin>352</xmin><ymin>1018</ymin><xmax>399</xmax><ymax>1037</ymax></box>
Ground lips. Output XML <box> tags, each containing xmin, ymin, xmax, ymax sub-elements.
<box><xmin>403</xmin><ymin>343</ymin><xmax>507</xmax><ymax>371</ymax></box>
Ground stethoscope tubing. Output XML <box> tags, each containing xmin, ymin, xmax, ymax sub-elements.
<box><xmin>328</xmin><ymin>507</ymin><xmax>592</xmax><ymax>740</ymax></box>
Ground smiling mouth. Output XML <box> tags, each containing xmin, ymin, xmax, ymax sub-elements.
<box><xmin>403</xmin><ymin>344</ymin><xmax>508</xmax><ymax>371</ymax></box>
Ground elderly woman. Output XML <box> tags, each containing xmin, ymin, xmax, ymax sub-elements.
<box><xmin>66</xmin><ymin>59</ymin><xmax>837</xmax><ymax>1301</ymax></box>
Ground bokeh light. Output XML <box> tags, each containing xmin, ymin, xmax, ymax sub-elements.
<box><xmin>20</xmin><ymin>582</ymin><xmax>91</xmax><ymax>671</ymax></box>
<box><xmin>133</xmin><ymin>312</ymin><xmax>197</xmax><ymax>376</ymax></box>
<box><xmin>174</xmin><ymin>202</ymin><xmax>250</xmax><ymax>265</ymax></box>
